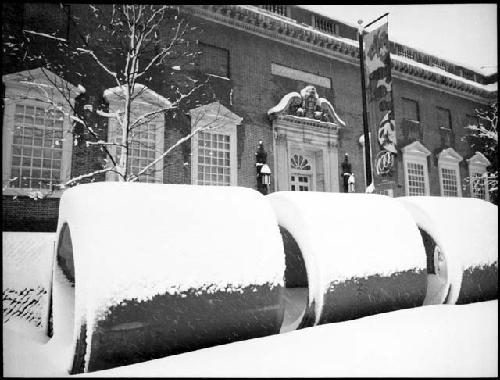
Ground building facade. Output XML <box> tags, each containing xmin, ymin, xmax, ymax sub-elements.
<box><xmin>2</xmin><ymin>4</ymin><xmax>497</xmax><ymax>231</ymax></box>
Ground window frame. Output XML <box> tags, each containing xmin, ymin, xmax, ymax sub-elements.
<box><xmin>437</xmin><ymin>147</ymin><xmax>463</xmax><ymax>197</ymax></box>
<box><xmin>190</xmin><ymin>102</ymin><xmax>242</xmax><ymax>186</ymax></box>
<box><xmin>197</xmin><ymin>42</ymin><xmax>230</xmax><ymax>79</ymax></box>
<box><xmin>2</xmin><ymin>68</ymin><xmax>80</xmax><ymax>198</ymax></box>
<box><xmin>401</xmin><ymin>97</ymin><xmax>420</xmax><ymax>122</ymax></box>
<box><xmin>467</xmin><ymin>152</ymin><xmax>491</xmax><ymax>201</ymax></box>
<box><xmin>402</xmin><ymin>141</ymin><xmax>431</xmax><ymax>196</ymax></box>
<box><xmin>104</xmin><ymin>85</ymin><xmax>168</xmax><ymax>183</ymax></box>
<box><xmin>436</xmin><ymin>106</ymin><xmax>452</xmax><ymax>130</ymax></box>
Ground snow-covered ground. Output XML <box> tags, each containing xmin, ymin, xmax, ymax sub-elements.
<box><xmin>3</xmin><ymin>300</ymin><xmax>497</xmax><ymax>377</ymax></box>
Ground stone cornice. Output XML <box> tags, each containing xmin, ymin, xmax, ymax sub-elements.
<box><xmin>182</xmin><ymin>5</ymin><xmax>496</xmax><ymax>104</ymax></box>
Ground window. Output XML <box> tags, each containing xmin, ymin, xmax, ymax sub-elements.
<box><xmin>436</xmin><ymin>107</ymin><xmax>452</xmax><ymax>130</ymax></box>
<box><xmin>2</xmin><ymin>68</ymin><xmax>80</xmax><ymax>197</ymax></box>
<box><xmin>438</xmin><ymin>147</ymin><xmax>463</xmax><ymax>197</ymax></box>
<box><xmin>290</xmin><ymin>153</ymin><xmax>314</xmax><ymax>191</ymax></box>
<box><xmin>402</xmin><ymin>141</ymin><xmax>431</xmax><ymax>196</ymax></box>
<box><xmin>407</xmin><ymin>162</ymin><xmax>426</xmax><ymax>196</ymax></box>
<box><xmin>467</xmin><ymin>152</ymin><xmax>491</xmax><ymax>201</ymax></box>
<box><xmin>471</xmin><ymin>172</ymin><xmax>487</xmax><ymax>199</ymax></box>
<box><xmin>190</xmin><ymin>102</ymin><xmax>242</xmax><ymax>186</ymax></box>
<box><xmin>197</xmin><ymin>43</ymin><xmax>230</xmax><ymax>78</ymax></box>
<box><xmin>401</xmin><ymin>98</ymin><xmax>419</xmax><ymax>122</ymax></box>
<box><xmin>104</xmin><ymin>84</ymin><xmax>168</xmax><ymax>183</ymax></box>
<box><xmin>465</xmin><ymin>114</ymin><xmax>479</xmax><ymax>129</ymax></box>
<box><xmin>196</xmin><ymin>131</ymin><xmax>231</xmax><ymax>186</ymax></box>
<box><xmin>440</xmin><ymin>168</ymin><xmax>459</xmax><ymax>196</ymax></box>
<box><xmin>10</xmin><ymin>104</ymin><xmax>64</xmax><ymax>189</ymax></box>
<box><xmin>115</xmin><ymin>121</ymin><xmax>162</xmax><ymax>183</ymax></box>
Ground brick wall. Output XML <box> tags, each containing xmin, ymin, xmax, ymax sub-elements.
<box><xmin>2</xmin><ymin>196</ymin><xmax>59</xmax><ymax>232</ymax></box>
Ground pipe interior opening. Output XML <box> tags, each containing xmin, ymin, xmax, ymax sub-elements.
<box><xmin>418</xmin><ymin>227</ymin><xmax>450</xmax><ymax>305</ymax></box>
<box><xmin>48</xmin><ymin>223</ymin><xmax>76</xmax><ymax>342</ymax></box>
<box><xmin>279</xmin><ymin>226</ymin><xmax>309</xmax><ymax>333</ymax></box>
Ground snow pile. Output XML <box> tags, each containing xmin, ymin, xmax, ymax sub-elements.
<box><xmin>267</xmin><ymin>192</ymin><xmax>426</xmax><ymax>325</ymax></box>
<box><xmin>397</xmin><ymin>196</ymin><xmax>498</xmax><ymax>304</ymax></box>
<box><xmin>2</xmin><ymin>232</ymin><xmax>55</xmax><ymax>327</ymax></box>
<box><xmin>54</xmin><ymin>182</ymin><xmax>285</xmax><ymax>371</ymax></box>
<box><xmin>4</xmin><ymin>299</ymin><xmax>497</xmax><ymax>377</ymax></box>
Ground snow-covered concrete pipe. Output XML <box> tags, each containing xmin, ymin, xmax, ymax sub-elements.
<box><xmin>50</xmin><ymin>183</ymin><xmax>285</xmax><ymax>374</ymax></box>
<box><xmin>397</xmin><ymin>197</ymin><xmax>498</xmax><ymax>305</ymax></box>
<box><xmin>267</xmin><ymin>192</ymin><xmax>427</xmax><ymax>327</ymax></box>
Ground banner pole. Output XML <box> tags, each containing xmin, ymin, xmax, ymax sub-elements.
<box><xmin>358</xmin><ymin>20</ymin><xmax>373</xmax><ymax>190</ymax></box>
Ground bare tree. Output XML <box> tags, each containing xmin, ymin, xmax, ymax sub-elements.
<box><xmin>463</xmin><ymin>101</ymin><xmax>498</xmax><ymax>204</ymax></box>
<box><xmin>3</xmin><ymin>4</ymin><xmax>228</xmax><ymax>198</ymax></box>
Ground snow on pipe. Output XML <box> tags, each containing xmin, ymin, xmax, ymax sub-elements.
<box><xmin>397</xmin><ymin>197</ymin><xmax>498</xmax><ymax>305</ymax></box>
<box><xmin>267</xmin><ymin>192</ymin><xmax>428</xmax><ymax>327</ymax></box>
<box><xmin>50</xmin><ymin>183</ymin><xmax>285</xmax><ymax>374</ymax></box>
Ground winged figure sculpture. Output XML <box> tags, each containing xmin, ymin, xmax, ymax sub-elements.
<box><xmin>267</xmin><ymin>85</ymin><xmax>346</xmax><ymax>127</ymax></box>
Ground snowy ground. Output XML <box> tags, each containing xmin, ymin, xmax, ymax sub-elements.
<box><xmin>3</xmin><ymin>300</ymin><xmax>497</xmax><ymax>377</ymax></box>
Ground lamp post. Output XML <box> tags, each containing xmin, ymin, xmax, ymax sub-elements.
<box><xmin>255</xmin><ymin>140</ymin><xmax>271</xmax><ymax>195</ymax></box>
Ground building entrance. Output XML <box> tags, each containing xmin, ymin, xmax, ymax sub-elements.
<box><xmin>290</xmin><ymin>174</ymin><xmax>312</xmax><ymax>191</ymax></box>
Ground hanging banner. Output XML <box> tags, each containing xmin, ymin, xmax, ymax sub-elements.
<box><xmin>363</xmin><ymin>22</ymin><xmax>397</xmax><ymax>192</ymax></box>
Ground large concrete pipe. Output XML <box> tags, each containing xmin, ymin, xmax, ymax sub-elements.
<box><xmin>397</xmin><ymin>197</ymin><xmax>498</xmax><ymax>305</ymax></box>
<box><xmin>267</xmin><ymin>192</ymin><xmax>427</xmax><ymax>328</ymax></box>
<box><xmin>50</xmin><ymin>183</ymin><xmax>285</xmax><ymax>374</ymax></box>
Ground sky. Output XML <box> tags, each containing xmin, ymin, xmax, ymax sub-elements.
<box><xmin>300</xmin><ymin>4</ymin><xmax>497</xmax><ymax>76</ymax></box>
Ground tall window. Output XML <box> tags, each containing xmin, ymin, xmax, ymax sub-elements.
<box><xmin>401</xmin><ymin>98</ymin><xmax>419</xmax><ymax>122</ymax></box>
<box><xmin>115</xmin><ymin>121</ymin><xmax>161</xmax><ymax>183</ymax></box>
<box><xmin>471</xmin><ymin>172</ymin><xmax>486</xmax><ymax>199</ymax></box>
<box><xmin>190</xmin><ymin>102</ymin><xmax>241</xmax><ymax>186</ymax></box>
<box><xmin>10</xmin><ymin>105</ymin><xmax>64</xmax><ymax>189</ymax></box>
<box><xmin>197</xmin><ymin>43</ymin><xmax>230</xmax><ymax>78</ymax></box>
<box><xmin>402</xmin><ymin>141</ymin><xmax>431</xmax><ymax>196</ymax></box>
<box><xmin>104</xmin><ymin>84</ymin><xmax>168</xmax><ymax>183</ymax></box>
<box><xmin>407</xmin><ymin>162</ymin><xmax>426</xmax><ymax>196</ymax></box>
<box><xmin>196</xmin><ymin>131</ymin><xmax>231</xmax><ymax>186</ymax></box>
<box><xmin>440</xmin><ymin>168</ymin><xmax>458</xmax><ymax>196</ymax></box>
<box><xmin>436</xmin><ymin>107</ymin><xmax>452</xmax><ymax>130</ymax></box>
<box><xmin>437</xmin><ymin>148</ymin><xmax>462</xmax><ymax>197</ymax></box>
<box><xmin>2</xmin><ymin>68</ymin><xmax>79</xmax><ymax>196</ymax></box>
<box><xmin>467</xmin><ymin>152</ymin><xmax>491</xmax><ymax>201</ymax></box>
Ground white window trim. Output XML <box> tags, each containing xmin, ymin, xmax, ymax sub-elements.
<box><xmin>467</xmin><ymin>151</ymin><xmax>491</xmax><ymax>201</ymax></box>
<box><xmin>437</xmin><ymin>147</ymin><xmax>463</xmax><ymax>197</ymax></box>
<box><xmin>189</xmin><ymin>102</ymin><xmax>242</xmax><ymax>186</ymax></box>
<box><xmin>2</xmin><ymin>68</ymin><xmax>82</xmax><ymax>198</ymax></box>
<box><xmin>402</xmin><ymin>141</ymin><xmax>431</xmax><ymax>196</ymax></box>
<box><xmin>104</xmin><ymin>85</ymin><xmax>169</xmax><ymax>183</ymax></box>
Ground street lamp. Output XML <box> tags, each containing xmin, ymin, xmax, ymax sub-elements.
<box><xmin>255</xmin><ymin>140</ymin><xmax>271</xmax><ymax>195</ymax></box>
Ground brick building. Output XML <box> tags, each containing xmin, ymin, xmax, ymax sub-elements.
<box><xmin>2</xmin><ymin>4</ymin><xmax>497</xmax><ymax>231</ymax></box>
